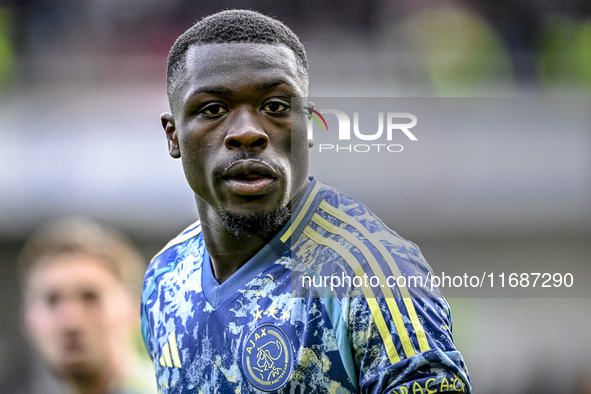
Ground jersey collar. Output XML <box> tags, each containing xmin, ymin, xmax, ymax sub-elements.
<box><xmin>201</xmin><ymin>176</ymin><xmax>328</xmax><ymax>308</ymax></box>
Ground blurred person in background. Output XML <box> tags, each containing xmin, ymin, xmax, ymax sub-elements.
<box><xmin>18</xmin><ymin>217</ymin><xmax>156</xmax><ymax>394</ymax></box>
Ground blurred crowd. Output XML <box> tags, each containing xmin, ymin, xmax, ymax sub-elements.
<box><xmin>0</xmin><ymin>0</ymin><xmax>591</xmax><ymax>93</ymax></box>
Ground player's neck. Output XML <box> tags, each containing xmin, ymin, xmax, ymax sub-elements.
<box><xmin>197</xmin><ymin>178</ymin><xmax>310</xmax><ymax>284</ymax></box>
<box><xmin>198</xmin><ymin>206</ymin><xmax>280</xmax><ymax>283</ymax></box>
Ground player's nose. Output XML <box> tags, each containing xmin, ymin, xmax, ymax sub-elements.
<box><xmin>224</xmin><ymin>108</ymin><xmax>269</xmax><ymax>150</ymax></box>
<box><xmin>54</xmin><ymin>298</ymin><xmax>86</xmax><ymax>327</ymax></box>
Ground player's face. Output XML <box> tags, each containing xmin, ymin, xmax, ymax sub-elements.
<box><xmin>163</xmin><ymin>43</ymin><xmax>309</xmax><ymax>218</ymax></box>
<box><xmin>23</xmin><ymin>253</ymin><xmax>136</xmax><ymax>379</ymax></box>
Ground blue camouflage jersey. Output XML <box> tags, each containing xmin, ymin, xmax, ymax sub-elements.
<box><xmin>141</xmin><ymin>177</ymin><xmax>471</xmax><ymax>393</ymax></box>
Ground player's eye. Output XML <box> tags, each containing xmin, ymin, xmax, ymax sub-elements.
<box><xmin>262</xmin><ymin>101</ymin><xmax>289</xmax><ymax>113</ymax></box>
<box><xmin>201</xmin><ymin>104</ymin><xmax>228</xmax><ymax>116</ymax></box>
<box><xmin>80</xmin><ymin>290</ymin><xmax>99</xmax><ymax>305</ymax></box>
<box><xmin>46</xmin><ymin>292</ymin><xmax>60</xmax><ymax>307</ymax></box>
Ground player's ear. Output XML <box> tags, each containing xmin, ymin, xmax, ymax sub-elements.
<box><xmin>161</xmin><ymin>113</ymin><xmax>180</xmax><ymax>158</ymax></box>
<box><xmin>307</xmin><ymin>101</ymin><xmax>315</xmax><ymax>148</ymax></box>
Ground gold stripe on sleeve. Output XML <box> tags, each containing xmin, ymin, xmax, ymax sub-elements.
<box><xmin>319</xmin><ymin>200</ymin><xmax>430</xmax><ymax>353</ymax></box>
<box><xmin>303</xmin><ymin>226</ymin><xmax>401</xmax><ymax>364</ymax></box>
<box><xmin>168</xmin><ymin>331</ymin><xmax>182</xmax><ymax>368</ymax></box>
<box><xmin>280</xmin><ymin>182</ymin><xmax>323</xmax><ymax>243</ymax></box>
<box><xmin>311</xmin><ymin>213</ymin><xmax>416</xmax><ymax>359</ymax></box>
<box><xmin>162</xmin><ymin>342</ymin><xmax>173</xmax><ymax>368</ymax></box>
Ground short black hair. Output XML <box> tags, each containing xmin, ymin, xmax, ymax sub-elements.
<box><xmin>166</xmin><ymin>9</ymin><xmax>309</xmax><ymax>106</ymax></box>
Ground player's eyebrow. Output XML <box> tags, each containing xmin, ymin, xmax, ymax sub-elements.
<box><xmin>185</xmin><ymin>85</ymin><xmax>235</xmax><ymax>101</ymax></box>
<box><xmin>257</xmin><ymin>79</ymin><xmax>294</xmax><ymax>92</ymax></box>
<box><xmin>183</xmin><ymin>80</ymin><xmax>296</xmax><ymax>104</ymax></box>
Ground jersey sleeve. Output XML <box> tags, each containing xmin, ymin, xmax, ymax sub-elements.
<box><xmin>308</xmin><ymin>190</ymin><xmax>471</xmax><ymax>393</ymax></box>
<box><xmin>140</xmin><ymin>220</ymin><xmax>202</xmax><ymax>363</ymax></box>
<box><xmin>348</xmin><ymin>294</ymin><xmax>470</xmax><ymax>394</ymax></box>
<box><xmin>345</xmin><ymin>244</ymin><xmax>471</xmax><ymax>394</ymax></box>
<box><xmin>141</xmin><ymin>251</ymin><xmax>174</xmax><ymax>365</ymax></box>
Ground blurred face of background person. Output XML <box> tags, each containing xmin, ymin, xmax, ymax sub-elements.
<box><xmin>18</xmin><ymin>217</ymin><xmax>152</xmax><ymax>394</ymax></box>
<box><xmin>23</xmin><ymin>252</ymin><xmax>136</xmax><ymax>386</ymax></box>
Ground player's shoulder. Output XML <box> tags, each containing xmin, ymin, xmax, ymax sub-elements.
<box><xmin>144</xmin><ymin>219</ymin><xmax>203</xmax><ymax>281</ymax></box>
<box><xmin>318</xmin><ymin>184</ymin><xmax>423</xmax><ymax>259</ymax></box>
<box><xmin>293</xmin><ymin>182</ymin><xmax>431</xmax><ymax>288</ymax></box>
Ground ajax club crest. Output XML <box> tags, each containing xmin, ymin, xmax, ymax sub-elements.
<box><xmin>242</xmin><ymin>324</ymin><xmax>293</xmax><ymax>391</ymax></box>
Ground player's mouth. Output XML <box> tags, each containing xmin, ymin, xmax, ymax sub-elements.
<box><xmin>222</xmin><ymin>160</ymin><xmax>278</xmax><ymax>196</ymax></box>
